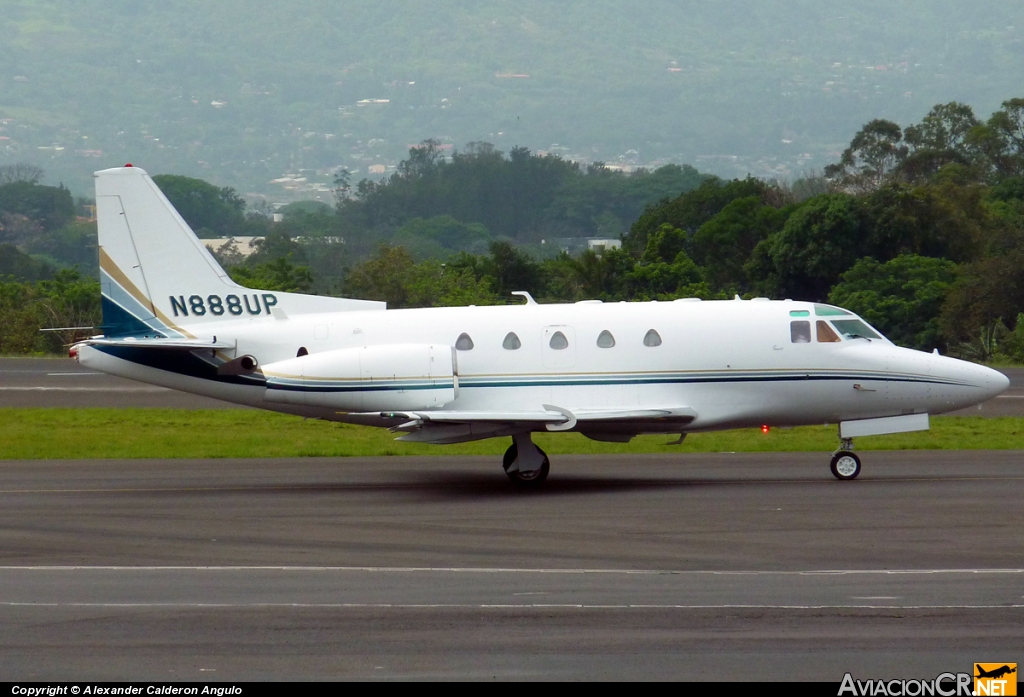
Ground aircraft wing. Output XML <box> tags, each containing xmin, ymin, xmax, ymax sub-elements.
<box><xmin>376</xmin><ymin>405</ymin><xmax>697</xmax><ymax>444</ymax></box>
<box><xmin>382</xmin><ymin>405</ymin><xmax>696</xmax><ymax>425</ymax></box>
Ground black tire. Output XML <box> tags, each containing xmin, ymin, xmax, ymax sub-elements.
<box><xmin>830</xmin><ymin>451</ymin><xmax>861</xmax><ymax>480</ymax></box>
<box><xmin>503</xmin><ymin>443</ymin><xmax>550</xmax><ymax>487</ymax></box>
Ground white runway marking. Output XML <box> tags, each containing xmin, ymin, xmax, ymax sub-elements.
<box><xmin>3</xmin><ymin>567</ymin><xmax>1018</xmax><ymax>612</ymax></box>
<box><xmin>2</xmin><ymin>602</ymin><xmax>1021</xmax><ymax>610</ymax></box>
<box><xmin>1</xmin><ymin>566</ymin><xmax>1021</xmax><ymax>575</ymax></box>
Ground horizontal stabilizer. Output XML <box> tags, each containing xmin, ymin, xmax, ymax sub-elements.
<box><xmin>78</xmin><ymin>337</ymin><xmax>235</xmax><ymax>351</ymax></box>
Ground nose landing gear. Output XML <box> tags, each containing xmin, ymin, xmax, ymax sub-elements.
<box><xmin>830</xmin><ymin>437</ymin><xmax>861</xmax><ymax>480</ymax></box>
<box><xmin>503</xmin><ymin>432</ymin><xmax>550</xmax><ymax>487</ymax></box>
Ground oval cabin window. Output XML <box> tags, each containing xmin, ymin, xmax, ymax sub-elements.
<box><xmin>643</xmin><ymin>329</ymin><xmax>662</xmax><ymax>347</ymax></box>
<box><xmin>455</xmin><ymin>333</ymin><xmax>474</xmax><ymax>351</ymax></box>
<box><xmin>549</xmin><ymin>331</ymin><xmax>569</xmax><ymax>350</ymax></box>
<box><xmin>502</xmin><ymin>332</ymin><xmax>522</xmax><ymax>350</ymax></box>
<box><xmin>596</xmin><ymin>330</ymin><xmax>616</xmax><ymax>348</ymax></box>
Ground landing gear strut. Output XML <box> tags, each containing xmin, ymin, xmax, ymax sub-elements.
<box><xmin>830</xmin><ymin>437</ymin><xmax>861</xmax><ymax>480</ymax></box>
<box><xmin>503</xmin><ymin>432</ymin><xmax>549</xmax><ymax>487</ymax></box>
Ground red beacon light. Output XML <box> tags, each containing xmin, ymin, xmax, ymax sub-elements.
<box><xmin>124</xmin><ymin>163</ymin><xmax>133</xmax><ymax>167</ymax></box>
<box><xmin>761</xmin><ymin>424</ymin><xmax>770</xmax><ymax>434</ymax></box>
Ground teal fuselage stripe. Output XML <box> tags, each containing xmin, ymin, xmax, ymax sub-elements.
<box><xmin>264</xmin><ymin>373</ymin><xmax>967</xmax><ymax>394</ymax></box>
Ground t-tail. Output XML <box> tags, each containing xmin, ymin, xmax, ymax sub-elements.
<box><xmin>94</xmin><ymin>164</ymin><xmax>383</xmax><ymax>340</ymax></box>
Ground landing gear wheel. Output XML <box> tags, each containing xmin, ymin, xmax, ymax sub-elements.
<box><xmin>502</xmin><ymin>443</ymin><xmax>550</xmax><ymax>487</ymax></box>
<box><xmin>830</xmin><ymin>451</ymin><xmax>861</xmax><ymax>480</ymax></box>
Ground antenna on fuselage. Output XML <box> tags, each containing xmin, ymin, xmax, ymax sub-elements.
<box><xmin>511</xmin><ymin>291</ymin><xmax>538</xmax><ymax>305</ymax></box>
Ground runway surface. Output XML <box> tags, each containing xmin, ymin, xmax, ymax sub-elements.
<box><xmin>2</xmin><ymin>452</ymin><xmax>1022</xmax><ymax>680</ymax></box>
<box><xmin>0</xmin><ymin>357</ymin><xmax>244</xmax><ymax>409</ymax></box>
<box><xmin>2</xmin><ymin>356</ymin><xmax>1022</xmax><ymax>415</ymax></box>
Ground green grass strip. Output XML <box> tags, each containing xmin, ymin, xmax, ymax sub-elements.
<box><xmin>2</xmin><ymin>409</ymin><xmax>1023</xmax><ymax>459</ymax></box>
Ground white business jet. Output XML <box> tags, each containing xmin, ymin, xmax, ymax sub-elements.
<box><xmin>74</xmin><ymin>165</ymin><xmax>1009</xmax><ymax>486</ymax></box>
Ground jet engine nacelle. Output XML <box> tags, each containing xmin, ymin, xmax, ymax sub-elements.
<box><xmin>262</xmin><ymin>343</ymin><xmax>457</xmax><ymax>412</ymax></box>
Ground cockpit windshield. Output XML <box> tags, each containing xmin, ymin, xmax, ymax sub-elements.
<box><xmin>830</xmin><ymin>319</ymin><xmax>881</xmax><ymax>341</ymax></box>
<box><xmin>789</xmin><ymin>306</ymin><xmax>887</xmax><ymax>343</ymax></box>
<box><xmin>813</xmin><ymin>304</ymin><xmax>852</xmax><ymax>317</ymax></box>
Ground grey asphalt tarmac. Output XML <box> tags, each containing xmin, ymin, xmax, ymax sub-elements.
<box><xmin>1</xmin><ymin>452</ymin><xmax>1022</xmax><ymax>680</ymax></box>
<box><xmin>0</xmin><ymin>357</ymin><xmax>243</xmax><ymax>408</ymax></box>
<box><xmin>2</xmin><ymin>356</ymin><xmax>1022</xmax><ymax>415</ymax></box>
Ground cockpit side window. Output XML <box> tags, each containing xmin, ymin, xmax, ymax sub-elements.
<box><xmin>790</xmin><ymin>320</ymin><xmax>811</xmax><ymax>343</ymax></box>
<box><xmin>816</xmin><ymin>321</ymin><xmax>841</xmax><ymax>343</ymax></box>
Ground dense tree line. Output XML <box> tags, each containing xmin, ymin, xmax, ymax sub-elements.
<box><xmin>333</xmin><ymin>142</ymin><xmax>706</xmax><ymax>250</ymax></box>
<box><xmin>4</xmin><ymin>97</ymin><xmax>1024</xmax><ymax>361</ymax></box>
<box><xmin>0</xmin><ymin>269</ymin><xmax>99</xmax><ymax>353</ymax></box>
<box><xmin>340</xmin><ymin>97</ymin><xmax>1024</xmax><ymax>360</ymax></box>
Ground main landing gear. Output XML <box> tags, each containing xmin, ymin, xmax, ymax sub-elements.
<box><xmin>503</xmin><ymin>432</ymin><xmax>550</xmax><ymax>487</ymax></box>
<box><xmin>830</xmin><ymin>437</ymin><xmax>861</xmax><ymax>481</ymax></box>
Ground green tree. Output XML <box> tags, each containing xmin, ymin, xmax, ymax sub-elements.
<box><xmin>479</xmin><ymin>241</ymin><xmax>543</xmax><ymax>299</ymax></box>
<box><xmin>34</xmin><ymin>269</ymin><xmax>102</xmax><ymax>347</ymax></box>
<box><xmin>22</xmin><ymin>221</ymin><xmax>98</xmax><ymax>276</ymax></box>
<box><xmin>940</xmin><ymin>250</ymin><xmax>1024</xmax><ymax>359</ymax></box>
<box><xmin>825</xmin><ymin>119</ymin><xmax>907</xmax><ymax>191</ymax></box>
<box><xmin>828</xmin><ymin>255</ymin><xmax>957</xmax><ymax>351</ymax></box>
<box><xmin>341</xmin><ymin>244</ymin><xmax>498</xmax><ymax>308</ymax></box>
<box><xmin>0</xmin><ymin>181</ymin><xmax>76</xmax><ymax>237</ymax></box>
<box><xmin>861</xmin><ymin>181</ymin><xmax>986</xmax><ymax>263</ymax></box>
<box><xmin>748</xmin><ymin>194</ymin><xmax>866</xmax><ymax>301</ymax></box>
<box><xmin>691</xmin><ymin>197</ymin><xmax>789</xmax><ymax>292</ymax></box>
<box><xmin>0</xmin><ymin>243</ymin><xmax>53</xmax><ymax>281</ymax></box>
<box><xmin>393</xmin><ymin>215</ymin><xmax>492</xmax><ymax>259</ymax></box>
<box><xmin>542</xmin><ymin>247</ymin><xmax>635</xmax><ymax>301</ymax></box>
<box><xmin>228</xmin><ymin>257</ymin><xmax>314</xmax><ymax>293</ymax></box>
<box><xmin>900</xmin><ymin>102</ymin><xmax>981</xmax><ymax>181</ymax></box>
<box><xmin>152</xmin><ymin>174</ymin><xmax>247</xmax><ymax>238</ymax></box>
<box><xmin>624</xmin><ymin>177</ymin><xmax>767</xmax><ymax>256</ymax></box>
<box><xmin>0</xmin><ymin>280</ymin><xmax>47</xmax><ymax>354</ymax></box>
<box><xmin>968</xmin><ymin>98</ymin><xmax>1024</xmax><ymax>180</ymax></box>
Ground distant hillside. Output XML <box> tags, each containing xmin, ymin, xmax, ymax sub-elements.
<box><xmin>1</xmin><ymin>1</ymin><xmax>1021</xmax><ymax>196</ymax></box>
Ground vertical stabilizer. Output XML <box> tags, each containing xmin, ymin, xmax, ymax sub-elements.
<box><xmin>94</xmin><ymin>165</ymin><xmax>383</xmax><ymax>338</ymax></box>
<box><xmin>95</xmin><ymin>165</ymin><xmax>235</xmax><ymax>337</ymax></box>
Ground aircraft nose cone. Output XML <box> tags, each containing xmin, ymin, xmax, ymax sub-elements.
<box><xmin>983</xmin><ymin>366</ymin><xmax>1011</xmax><ymax>400</ymax></box>
<box><xmin>963</xmin><ymin>362</ymin><xmax>1010</xmax><ymax>402</ymax></box>
<box><xmin>933</xmin><ymin>356</ymin><xmax>1010</xmax><ymax>410</ymax></box>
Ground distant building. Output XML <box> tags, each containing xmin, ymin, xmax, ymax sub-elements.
<box><xmin>587</xmin><ymin>238</ymin><xmax>622</xmax><ymax>252</ymax></box>
<box><xmin>549</xmin><ymin>237</ymin><xmax>623</xmax><ymax>255</ymax></box>
<box><xmin>203</xmin><ymin>236</ymin><xmax>263</xmax><ymax>258</ymax></box>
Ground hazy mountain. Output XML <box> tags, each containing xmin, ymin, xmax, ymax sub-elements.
<box><xmin>1</xmin><ymin>1</ymin><xmax>1021</xmax><ymax>197</ymax></box>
